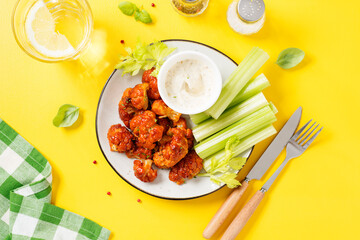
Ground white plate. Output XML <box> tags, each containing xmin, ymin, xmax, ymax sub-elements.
<box><xmin>96</xmin><ymin>39</ymin><xmax>252</xmax><ymax>200</ymax></box>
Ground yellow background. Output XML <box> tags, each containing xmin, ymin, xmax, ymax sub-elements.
<box><xmin>1</xmin><ymin>0</ymin><xmax>360</xmax><ymax>239</ymax></box>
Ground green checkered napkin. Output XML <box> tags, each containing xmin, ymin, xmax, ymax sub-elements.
<box><xmin>0</xmin><ymin>119</ymin><xmax>110</xmax><ymax>240</ymax></box>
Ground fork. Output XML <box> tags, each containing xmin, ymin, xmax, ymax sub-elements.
<box><xmin>221</xmin><ymin>120</ymin><xmax>323</xmax><ymax>240</ymax></box>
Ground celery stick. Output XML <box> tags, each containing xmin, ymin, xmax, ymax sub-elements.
<box><xmin>203</xmin><ymin>125</ymin><xmax>277</xmax><ymax>170</ymax></box>
<box><xmin>269</xmin><ymin>101</ymin><xmax>278</xmax><ymax>114</ymax></box>
<box><xmin>205</xmin><ymin>47</ymin><xmax>269</xmax><ymax>119</ymax></box>
<box><xmin>195</xmin><ymin>106</ymin><xmax>276</xmax><ymax>159</ymax></box>
<box><xmin>190</xmin><ymin>74</ymin><xmax>270</xmax><ymax>125</ymax></box>
<box><xmin>190</xmin><ymin>112</ymin><xmax>210</xmax><ymax>125</ymax></box>
<box><xmin>193</xmin><ymin>93</ymin><xmax>269</xmax><ymax>142</ymax></box>
<box><xmin>228</xmin><ymin>74</ymin><xmax>270</xmax><ymax>108</ymax></box>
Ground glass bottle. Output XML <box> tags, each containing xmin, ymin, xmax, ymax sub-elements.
<box><xmin>171</xmin><ymin>0</ymin><xmax>209</xmax><ymax>17</ymax></box>
<box><xmin>227</xmin><ymin>0</ymin><xmax>265</xmax><ymax>35</ymax></box>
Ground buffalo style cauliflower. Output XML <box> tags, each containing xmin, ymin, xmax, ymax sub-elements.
<box><xmin>169</xmin><ymin>150</ymin><xmax>203</xmax><ymax>185</ymax></box>
<box><xmin>118</xmin><ymin>83</ymin><xmax>149</xmax><ymax>127</ymax></box>
<box><xmin>142</xmin><ymin>68</ymin><xmax>160</xmax><ymax>100</ymax></box>
<box><xmin>133</xmin><ymin>159</ymin><xmax>157</xmax><ymax>182</ymax></box>
<box><xmin>153</xmin><ymin>127</ymin><xmax>189</xmax><ymax>169</ymax></box>
<box><xmin>130</xmin><ymin>110</ymin><xmax>164</xmax><ymax>150</ymax></box>
<box><xmin>151</xmin><ymin>100</ymin><xmax>181</xmax><ymax>122</ymax></box>
<box><xmin>107</xmin><ymin>124</ymin><xmax>134</xmax><ymax>153</ymax></box>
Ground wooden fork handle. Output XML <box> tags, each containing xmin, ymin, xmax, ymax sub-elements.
<box><xmin>202</xmin><ymin>180</ymin><xmax>249</xmax><ymax>239</ymax></box>
<box><xmin>221</xmin><ymin>190</ymin><xmax>265</xmax><ymax>240</ymax></box>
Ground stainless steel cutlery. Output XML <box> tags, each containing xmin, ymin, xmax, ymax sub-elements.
<box><xmin>202</xmin><ymin>107</ymin><xmax>323</xmax><ymax>240</ymax></box>
<box><xmin>221</xmin><ymin>119</ymin><xmax>323</xmax><ymax>240</ymax></box>
<box><xmin>203</xmin><ymin>107</ymin><xmax>302</xmax><ymax>239</ymax></box>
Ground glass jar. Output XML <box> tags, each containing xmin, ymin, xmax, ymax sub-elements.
<box><xmin>171</xmin><ymin>0</ymin><xmax>209</xmax><ymax>17</ymax></box>
<box><xmin>227</xmin><ymin>0</ymin><xmax>265</xmax><ymax>35</ymax></box>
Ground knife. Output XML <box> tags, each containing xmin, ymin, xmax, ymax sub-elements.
<box><xmin>202</xmin><ymin>107</ymin><xmax>302</xmax><ymax>239</ymax></box>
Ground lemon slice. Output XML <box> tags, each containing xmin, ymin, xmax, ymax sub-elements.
<box><xmin>25</xmin><ymin>0</ymin><xmax>75</xmax><ymax>58</ymax></box>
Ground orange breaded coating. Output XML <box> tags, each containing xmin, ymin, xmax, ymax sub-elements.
<box><xmin>107</xmin><ymin>124</ymin><xmax>135</xmax><ymax>153</ymax></box>
<box><xmin>169</xmin><ymin>150</ymin><xmax>203</xmax><ymax>185</ymax></box>
<box><xmin>130</xmin><ymin>83</ymin><xmax>149</xmax><ymax>110</ymax></box>
<box><xmin>133</xmin><ymin>159</ymin><xmax>157</xmax><ymax>182</ymax></box>
<box><xmin>157</xmin><ymin>117</ymin><xmax>172</xmax><ymax>134</ymax></box>
<box><xmin>130</xmin><ymin>110</ymin><xmax>164</xmax><ymax>150</ymax></box>
<box><xmin>173</xmin><ymin>117</ymin><xmax>188</xmax><ymax>129</ymax></box>
<box><xmin>151</xmin><ymin>100</ymin><xmax>181</xmax><ymax>122</ymax></box>
<box><xmin>142</xmin><ymin>68</ymin><xmax>160</xmax><ymax>100</ymax></box>
<box><xmin>153</xmin><ymin>128</ymin><xmax>188</xmax><ymax>169</ymax></box>
<box><xmin>173</xmin><ymin>117</ymin><xmax>194</xmax><ymax>149</ymax></box>
<box><xmin>118</xmin><ymin>83</ymin><xmax>149</xmax><ymax>127</ymax></box>
<box><xmin>118</xmin><ymin>88</ymin><xmax>137</xmax><ymax>127</ymax></box>
<box><xmin>185</xmin><ymin>128</ymin><xmax>194</xmax><ymax>149</ymax></box>
<box><xmin>126</xmin><ymin>146</ymin><xmax>153</xmax><ymax>160</ymax></box>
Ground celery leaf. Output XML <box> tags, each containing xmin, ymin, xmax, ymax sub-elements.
<box><xmin>115</xmin><ymin>40</ymin><xmax>176</xmax><ymax>76</ymax></box>
<box><xmin>228</xmin><ymin>157</ymin><xmax>246</xmax><ymax>170</ymax></box>
<box><xmin>210</xmin><ymin>173</ymin><xmax>241</xmax><ymax>188</ymax></box>
<box><xmin>198</xmin><ymin>137</ymin><xmax>247</xmax><ymax>188</ymax></box>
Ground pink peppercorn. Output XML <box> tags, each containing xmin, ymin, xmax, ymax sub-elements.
<box><xmin>137</xmin><ymin>199</ymin><xmax>141</xmax><ymax>203</ymax></box>
<box><xmin>151</xmin><ymin>3</ymin><xmax>155</xmax><ymax>7</ymax></box>
<box><xmin>93</xmin><ymin>160</ymin><xmax>97</xmax><ymax>164</ymax></box>
<box><xmin>120</xmin><ymin>40</ymin><xmax>125</xmax><ymax>44</ymax></box>
<box><xmin>107</xmin><ymin>192</ymin><xmax>111</xmax><ymax>196</ymax></box>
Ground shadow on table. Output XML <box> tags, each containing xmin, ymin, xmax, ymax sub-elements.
<box><xmin>60</xmin><ymin>25</ymin><xmax>121</xmax><ymax>86</ymax></box>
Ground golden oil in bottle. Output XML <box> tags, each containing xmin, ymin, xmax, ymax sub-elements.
<box><xmin>171</xmin><ymin>0</ymin><xmax>209</xmax><ymax>17</ymax></box>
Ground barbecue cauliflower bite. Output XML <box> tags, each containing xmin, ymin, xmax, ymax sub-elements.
<box><xmin>151</xmin><ymin>100</ymin><xmax>181</xmax><ymax>122</ymax></box>
<box><xmin>126</xmin><ymin>146</ymin><xmax>153</xmax><ymax>160</ymax></box>
<box><xmin>173</xmin><ymin>117</ymin><xmax>187</xmax><ymax>129</ymax></box>
<box><xmin>173</xmin><ymin>117</ymin><xmax>194</xmax><ymax>149</ymax></box>
<box><xmin>118</xmin><ymin>88</ymin><xmax>137</xmax><ymax>127</ymax></box>
<box><xmin>169</xmin><ymin>150</ymin><xmax>203</xmax><ymax>185</ymax></box>
<box><xmin>133</xmin><ymin>159</ymin><xmax>157</xmax><ymax>182</ymax></box>
<box><xmin>130</xmin><ymin>83</ymin><xmax>149</xmax><ymax>110</ymax></box>
<box><xmin>157</xmin><ymin>117</ymin><xmax>172</xmax><ymax>134</ymax></box>
<box><xmin>118</xmin><ymin>83</ymin><xmax>150</xmax><ymax>127</ymax></box>
<box><xmin>153</xmin><ymin>127</ymin><xmax>189</xmax><ymax>169</ymax></box>
<box><xmin>130</xmin><ymin>110</ymin><xmax>164</xmax><ymax>150</ymax></box>
<box><xmin>142</xmin><ymin>68</ymin><xmax>160</xmax><ymax>100</ymax></box>
<box><xmin>107</xmin><ymin>124</ymin><xmax>135</xmax><ymax>153</ymax></box>
<box><xmin>185</xmin><ymin>128</ymin><xmax>194</xmax><ymax>149</ymax></box>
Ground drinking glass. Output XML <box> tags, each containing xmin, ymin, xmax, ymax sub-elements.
<box><xmin>12</xmin><ymin>0</ymin><xmax>93</xmax><ymax>62</ymax></box>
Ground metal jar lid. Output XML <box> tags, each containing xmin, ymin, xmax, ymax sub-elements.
<box><xmin>237</xmin><ymin>0</ymin><xmax>265</xmax><ymax>23</ymax></box>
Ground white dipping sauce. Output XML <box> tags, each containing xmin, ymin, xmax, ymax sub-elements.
<box><xmin>158</xmin><ymin>51</ymin><xmax>222</xmax><ymax>114</ymax></box>
<box><xmin>164</xmin><ymin>59</ymin><xmax>217</xmax><ymax>112</ymax></box>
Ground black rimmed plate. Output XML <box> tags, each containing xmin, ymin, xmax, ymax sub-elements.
<box><xmin>95</xmin><ymin>39</ymin><xmax>253</xmax><ymax>200</ymax></box>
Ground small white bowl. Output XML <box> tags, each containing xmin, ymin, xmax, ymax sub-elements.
<box><xmin>157</xmin><ymin>51</ymin><xmax>222</xmax><ymax>115</ymax></box>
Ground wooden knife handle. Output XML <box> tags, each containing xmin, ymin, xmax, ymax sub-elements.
<box><xmin>221</xmin><ymin>190</ymin><xmax>265</xmax><ymax>240</ymax></box>
<box><xmin>203</xmin><ymin>180</ymin><xmax>249</xmax><ymax>239</ymax></box>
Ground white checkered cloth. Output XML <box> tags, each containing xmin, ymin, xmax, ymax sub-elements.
<box><xmin>0</xmin><ymin>119</ymin><xmax>110</xmax><ymax>239</ymax></box>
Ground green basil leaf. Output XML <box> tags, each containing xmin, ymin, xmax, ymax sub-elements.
<box><xmin>53</xmin><ymin>104</ymin><xmax>80</xmax><ymax>128</ymax></box>
<box><xmin>118</xmin><ymin>1</ymin><xmax>138</xmax><ymax>16</ymax></box>
<box><xmin>134</xmin><ymin>10</ymin><xmax>152</xmax><ymax>24</ymax></box>
<box><xmin>276</xmin><ymin>48</ymin><xmax>305</xmax><ymax>69</ymax></box>
<box><xmin>134</xmin><ymin>10</ymin><xmax>141</xmax><ymax>21</ymax></box>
